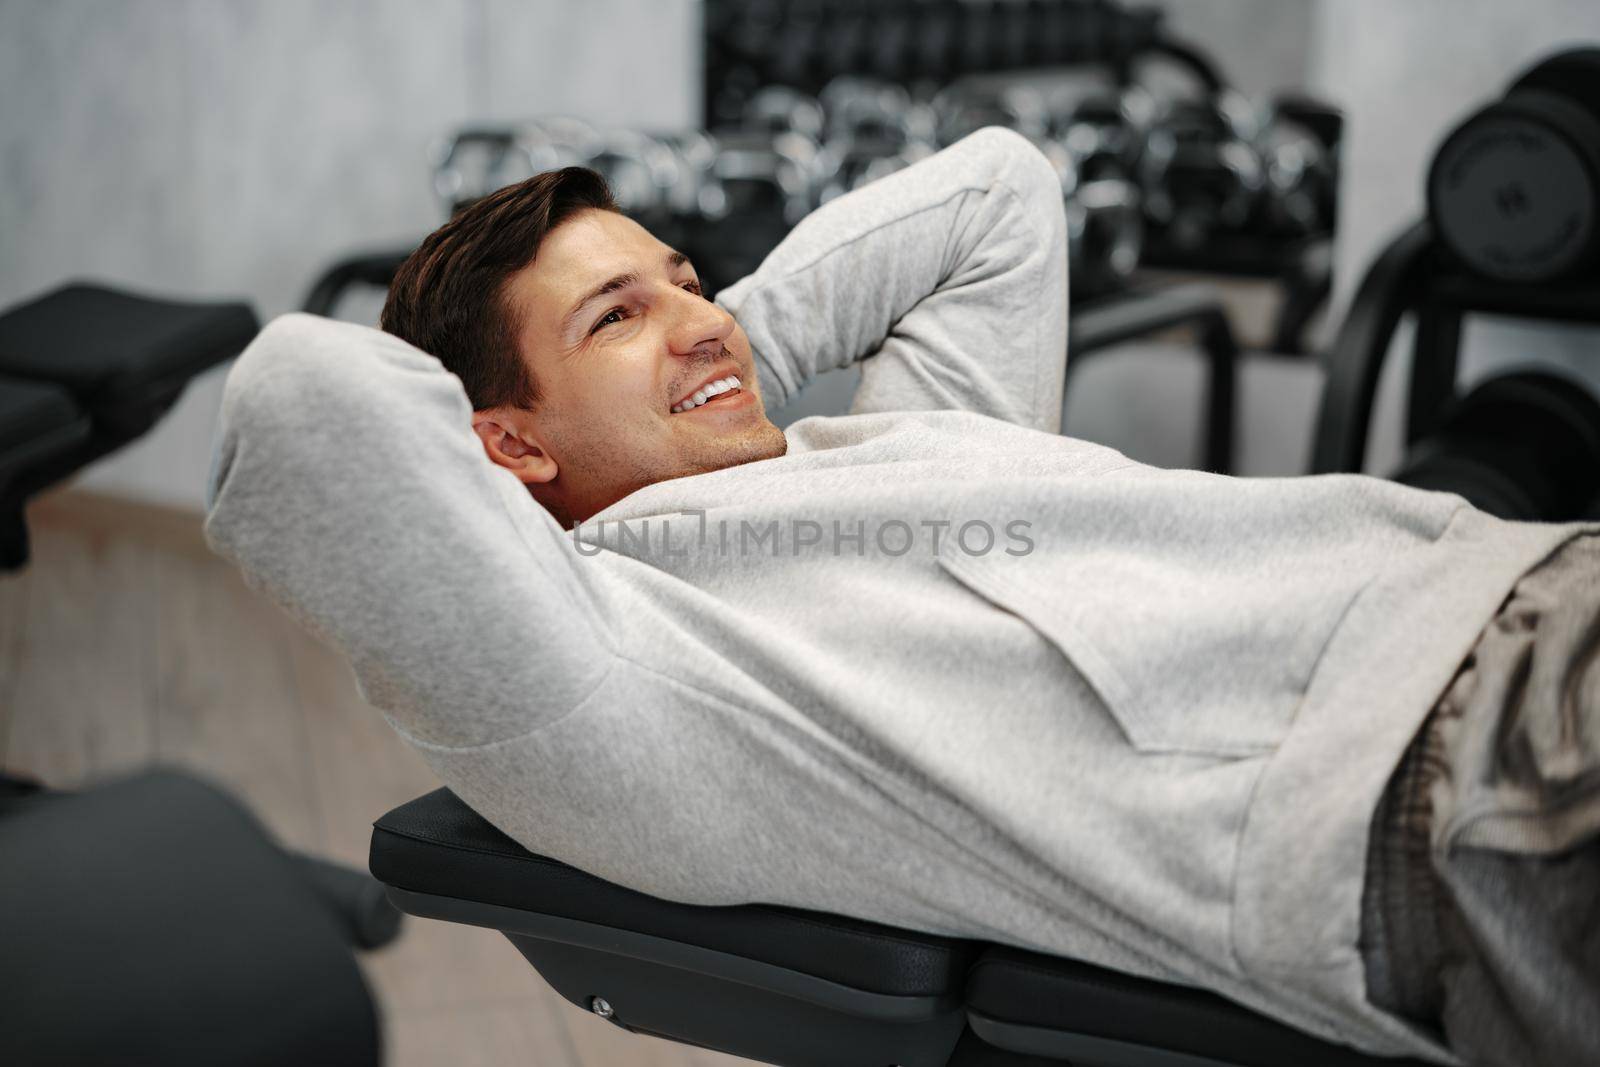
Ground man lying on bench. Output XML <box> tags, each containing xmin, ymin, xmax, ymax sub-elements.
<box><xmin>203</xmin><ymin>128</ymin><xmax>1599</xmax><ymax>1067</ymax></box>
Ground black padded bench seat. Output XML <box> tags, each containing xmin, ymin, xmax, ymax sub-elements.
<box><xmin>964</xmin><ymin>946</ymin><xmax>1430</xmax><ymax>1067</ymax></box>
<box><xmin>0</xmin><ymin>375</ymin><xmax>92</xmax><ymax>567</ymax></box>
<box><xmin>372</xmin><ymin>789</ymin><xmax>1436</xmax><ymax>1067</ymax></box>
<box><xmin>369</xmin><ymin>787</ymin><xmax>976</xmax><ymax>998</ymax></box>
<box><xmin>0</xmin><ymin>376</ymin><xmax>90</xmax><ymax>467</ymax></box>
<box><xmin>371</xmin><ymin>788</ymin><xmax>977</xmax><ymax>1064</ymax></box>
<box><xmin>0</xmin><ymin>282</ymin><xmax>258</xmax><ymax>569</ymax></box>
<box><xmin>0</xmin><ymin>283</ymin><xmax>257</xmax><ymax>425</ymax></box>
<box><xmin>1</xmin><ymin>771</ymin><xmax>379</xmax><ymax>1065</ymax></box>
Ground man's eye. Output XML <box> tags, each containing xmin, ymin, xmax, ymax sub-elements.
<box><xmin>591</xmin><ymin>308</ymin><xmax>626</xmax><ymax>334</ymax></box>
<box><xmin>682</xmin><ymin>280</ymin><xmax>703</xmax><ymax>297</ymax></box>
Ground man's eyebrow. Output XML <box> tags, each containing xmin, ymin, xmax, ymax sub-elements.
<box><xmin>562</xmin><ymin>271</ymin><xmax>639</xmax><ymax>333</ymax></box>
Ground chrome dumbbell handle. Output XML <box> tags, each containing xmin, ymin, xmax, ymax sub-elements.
<box><xmin>1071</xmin><ymin>179</ymin><xmax>1145</xmax><ymax>289</ymax></box>
<box><xmin>1139</xmin><ymin>92</ymin><xmax>1266</xmax><ymax>243</ymax></box>
<box><xmin>704</xmin><ymin>130</ymin><xmax>826</xmax><ymax>226</ymax></box>
<box><xmin>820</xmin><ymin>75</ymin><xmax>926</xmax><ymax>149</ymax></box>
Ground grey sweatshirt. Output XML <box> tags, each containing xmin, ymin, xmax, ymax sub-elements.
<box><xmin>203</xmin><ymin>128</ymin><xmax>1593</xmax><ymax>1062</ymax></box>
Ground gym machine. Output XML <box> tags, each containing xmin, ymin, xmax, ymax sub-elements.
<box><xmin>0</xmin><ymin>284</ymin><xmax>257</xmax><ymax>570</ymax></box>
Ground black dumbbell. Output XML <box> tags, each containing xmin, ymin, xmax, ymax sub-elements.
<box><xmin>1255</xmin><ymin>94</ymin><xmax>1341</xmax><ymax>239</ymax></box>
<box><xmin>816</xmin><ymin>134</ymin><xmax>934</xmax><ymax>204</ymax></box>
<box><xmin>700</xmin><ymin>129</ymin><xmax>826</xmax><ymax>227</ymax></box>
<box><xmin>820</xmin><ymin>75</ymin><xmax>922</xmax><ymax>149</ymax></box>
<box><xmin>742</xmin><ymin>85</ymin><xmax>827</xmax><ymax>141</ymax></box>
<box><xmin>1428</xmin><ymin>47</ymin><xmax>1600</xmax><ymax>284</ymax></box>
<box><xmin>1392</xmin><ymin>370</ymin><xmax>1600</xmax><ymax>522</ymax></box>
<box><xmin>1052</xmin><ymin>84</ymin><xmax>1154</xmax><ymax>184</ymax></box>
<box><xmin>1139</xmin><ymin>91</ymin><xmax>1265</xmax><ymax>250</ymax></box>
<box><xmin>587</xmin><ymin>128</ymin><xmax>692</xmax><ymax>223</ymax></box>
<box><xmin>1070</xmin><ymin>179</ymin><xmax>1145</xmax><ymax>297</ymax></box>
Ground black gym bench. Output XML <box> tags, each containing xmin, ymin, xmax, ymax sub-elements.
<box><xmin>0</xmin><ymin>282</ymin><xmax>259</xmax><ymax>569</ymax></box>
<box><xmin>372</xmin><ymin>788</ymin><xmax>1433</xmax><ymax>1067</ymax></box>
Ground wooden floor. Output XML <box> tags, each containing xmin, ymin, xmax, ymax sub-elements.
<box><xmin>0</xmin><ymin>487</ymin><xmax>753</xmax><ymax>1067</ymax></box>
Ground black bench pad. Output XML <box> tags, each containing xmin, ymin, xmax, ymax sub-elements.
<box><xmin>0</xmin><ymin>376</ymin><xmax>86</xmax><ymax>456</ymax></box>
<box><xmin>370</xmin><ymin>788</ymin><xmax>977</xmax><ymax>998</ymax></box>
<box><xmin>964</xmin><ymin>945</ymin><xmax>1433</xmax><ymax>1067</ymax></box>
<box><xmin>0</xmin><ymin>282</ymin><xmax>257</xmax><ymax>407</ymax></box>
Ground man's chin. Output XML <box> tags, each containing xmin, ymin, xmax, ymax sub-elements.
<box><xmin>691</xmin><ymin>422</ymin><xmax>788</xmax><ymax>475</ymax></box>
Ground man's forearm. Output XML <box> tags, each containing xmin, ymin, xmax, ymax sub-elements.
<box><xmin>715</xmin><ymin>126</ymin><xmax>1069</xmax><ymax>428</ymax></box>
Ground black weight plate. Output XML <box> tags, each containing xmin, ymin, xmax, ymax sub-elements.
<box><xmin>1428</xmin><ymin>89</ymin><xmax>1600</xmax><ymax>282</ymax></box>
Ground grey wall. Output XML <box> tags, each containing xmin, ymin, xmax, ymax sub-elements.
<box><xmin>0</xmin><ymin>0</ymin><xmax>699</xmax><ymax>510</ymax></box>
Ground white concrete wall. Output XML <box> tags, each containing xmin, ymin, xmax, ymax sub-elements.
<box><xmin>0</xmin><ymin>0</ymin><xmax>700</xmax><ymax>510</ymax></box>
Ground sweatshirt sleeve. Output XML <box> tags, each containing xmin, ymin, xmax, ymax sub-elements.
<box><xmin>714</xmin><ymin>126</ymin><xmax>1070</xmax><ymax>434</ymax></box>
<box><xmin>202</xmin><ymin>313</ymin><xmax>617</xmax><ymax>750</ymax></box>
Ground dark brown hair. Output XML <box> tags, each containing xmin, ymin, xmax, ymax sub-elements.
<box><xmin>380</xmin><ymin>167</ymin><xmax>619</xmax><ymax>410</ymax></box>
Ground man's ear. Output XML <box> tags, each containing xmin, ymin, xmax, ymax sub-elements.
<box><xmin>472</xmin><ymin>409</ymin><xmax>557</xmax><ymax>485</ymax></box>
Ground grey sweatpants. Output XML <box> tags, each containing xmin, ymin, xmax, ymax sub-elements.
<box><xmin>1361</xmin><ymin>533</ymin><xmax>1600</xmax><ymax>1067</ymax></box>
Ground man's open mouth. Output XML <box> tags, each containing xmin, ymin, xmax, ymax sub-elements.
<box><xmin>671</xmin><ymin>375</ymin><xmax>743</xmax><ymax>413</ymax></box>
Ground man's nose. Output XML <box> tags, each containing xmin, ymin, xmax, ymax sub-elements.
<box><xmin>666</xmin><ymin>287</ymin><xmax>735</xmax><ymax>357</ymax></box>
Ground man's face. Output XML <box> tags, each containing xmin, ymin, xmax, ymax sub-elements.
<box><xmin>478</xmin><ymin>209</ymin><xmax>787</xmax><ymax>525</ymax></box>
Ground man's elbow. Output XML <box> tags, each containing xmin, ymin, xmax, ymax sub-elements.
<box><xmin>961</xmin><ymin>126</ymin><xmax>1070</xmax><ymax>244</ymax></box>
<box><xmin>208</xmin><ymin>313</ymin><xmax>359</xmax><ymax>509</ymax></box>
<box><xmin>219</xmin><ymin>313</ymin><xmax>323</xmax><ymax>427</ymax></box>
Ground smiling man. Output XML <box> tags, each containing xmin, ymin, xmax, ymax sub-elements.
<box><xmin>206</xmin><ymin>128</ymin><xmax>1599</xmax><ymax>1067</ymax></box>
<box><xmin>379</xmin><ymin>169</ymin><xmax>786</xmax><ymax>529</ymax></box>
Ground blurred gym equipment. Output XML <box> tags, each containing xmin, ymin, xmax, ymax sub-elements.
<box><xmin>1428</xmin><ymin>48</ymin><xmax>1600</xmax><ymax>284</ymax></box>
<box><xmin>1138</xmin><ymin>89</ymin><xmax>1264</xmax><ymax>252</ymax></box>
<box><xmin>1315</xmin><ymin>47</ymin><xmax>1600</xmax><ymax>523</ymax></box>
<box><xmin>1</xmin><ymin>769</ymin><xmax>396</xmax><ymax>1066</ymax></box>
<box><xmin>1390</xmin><ymin>370</ymin><xmax>1600</xmax><ymax>522</ymax></box>
<box><xmin>0</xmin><ymin>284</ymin><xmax>258</xmax><ymax>571</ymax></box>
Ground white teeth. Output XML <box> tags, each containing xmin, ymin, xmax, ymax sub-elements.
<box><xmin>672</xmin><ymin>375</ymin><xmax>742</xmax><ymax>413</ymax></box>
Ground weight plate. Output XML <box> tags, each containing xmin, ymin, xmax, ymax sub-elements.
<box><xmin>1429</xmin><ymin>106</ymin><xmax>1598</xmax><ymax>282</ymax></box>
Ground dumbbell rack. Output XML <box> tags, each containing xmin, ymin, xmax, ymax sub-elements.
<box><xmin>1312</xmin><ymin>220</ymin><xmax>1600</xmax><ymax>475</ymax></box>
<box><xmin>703</xmin><ymin>0</ymin><xmax>1336</xmax><ymax>355</ymax></box>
